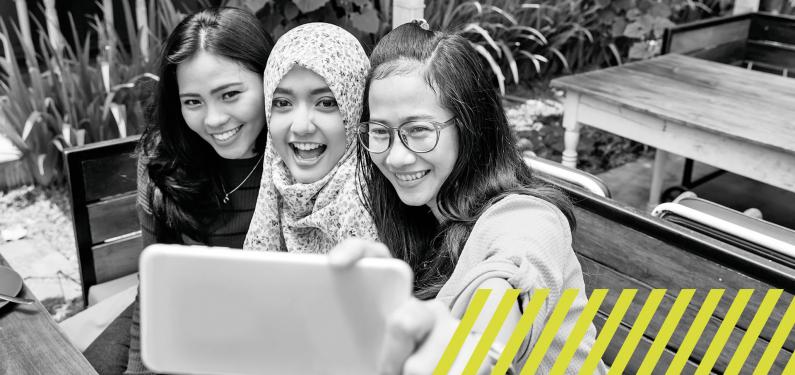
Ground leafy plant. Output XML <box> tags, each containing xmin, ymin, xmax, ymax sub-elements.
<box><xmin>0</xmin><ymin>0</ymin><xmax>181</xmax><ymax>186</ymax></box>
<box><xmin>423</xmin><ymin>0</ymin><xmax>730</xmax><ymax>90</ymax></box>
<box><xmin>231</xmin><ymin>0</ymin><xmax>391</xmax><ymax>49</ymax></box>
<box><xmin>427</xmin><ymin>1</ymin><xmax>550</xmax><ymax>95</ymax></box>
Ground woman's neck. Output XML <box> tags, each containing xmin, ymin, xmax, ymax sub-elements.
<box><xmin>427</xmin><ymin>200</ymin><xmax>442</xmax><ymax>222</ymax></box>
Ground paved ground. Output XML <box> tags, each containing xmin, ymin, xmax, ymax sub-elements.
<box><xmin>597</xmin><ymin>154</ymin><xmax>795</xmax><ymax>230</ymax></box>
<box><xmin>0</xmin><ymin>186</ymin><xmax>83</xmax><ymax>321</ymax></box>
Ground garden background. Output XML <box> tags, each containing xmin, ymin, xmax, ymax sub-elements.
<box><xmin>0</xmin><ymin>0</ymin><xmax>792</xmax><ymax>318</ymax></box>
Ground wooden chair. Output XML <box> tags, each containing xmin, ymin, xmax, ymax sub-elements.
<box><xmin>556</xmin><ymin>180</ymin><xmax>795</xmax><ymax>373</ymax></box>
<box><xmin>65</xmin><ymin>135</ymin><xmax>142</xmax><ymax>306</ymax></box>
<box><xmin>662</xmin><ymin>12</ymin><xmax>795</xmax><ymax>77</ymax></box>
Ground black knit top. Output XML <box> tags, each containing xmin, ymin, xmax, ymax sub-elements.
<box><xmin>126</xmin><ymin>154</ymin><xmax>263</xmax><ymax>375</ymax></box>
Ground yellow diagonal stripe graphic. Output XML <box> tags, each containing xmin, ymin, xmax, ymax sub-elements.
<box><xmin>463</xmin><ymin>288</ymin><xmax>522</xmax><ymax>374</ymax></box>
<box><xmin>440</xmin><ymin>288</ymin><xmax>791</xmax><ymax>375</ymax></box>
<box><xmin>550</xmin><ymin>289</ymin><xmax>607</xmax><ymax>375</ymax></box>
<box><xmin>493</xmin><ymin>289</ymin><xmax>550</xmax><ymax>375</ymax></box>
<box><xmin>520</xmin><ymin>289</ymin><xmax>580</xmax><ymax>375</ymax></box>
<box><xmin>754</xmin><ymin>295</ymin><xmax>795</xmax><ymax>374</ymax></box>
<box><xmin>666</xmin><ymin>289</ymin><xmax>725</xmax><ymax>375</ymax></box>
<box><xmin>608</xmin><ymin>288</ymin><xmax>667</xmax><ymax>375</ymax></box>
<box><xmin>434</xmin><ymin>288</ymin><xmax>491</xmax><ymax>375</ymax></box>
<box><xmin>784</xmin><ymin>348</ymin><xmax>795</xmax><ymax>375</ymax></box>
<box><xmin>638</xmin><ymin>289</ymin><xmax>695</xmax><ymax>374</ymax></box>
<box><xmin>580</xmin><ymin>289</ymin><xmax>637</xmax><ymax>375</ymax></box>
<box><xmin>695</xmin><ymin>289</ymin><xmax>754</xmax><ymax>375</ymax></box>
<box><xmin>725</xmin><ymin>289</ymin><xmax>783</xmax><ymax>375</ymax></box>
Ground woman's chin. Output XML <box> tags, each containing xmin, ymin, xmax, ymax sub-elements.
<box><xmin>212</xmin><ymin>144</ymin><xmax>254</xmax><ymax>160</ymax></box>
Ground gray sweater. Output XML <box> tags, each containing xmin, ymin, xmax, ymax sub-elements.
<box><xmin>437</xmin><ymin>194</ymin><xmax>607</xmax><ymax>374</ymax></box>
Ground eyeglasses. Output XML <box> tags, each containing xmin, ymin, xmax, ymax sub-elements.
<box><xmin>357</xmin><ymin>117</ymin><xmax>456</xmax><ymax>154</ymax></box>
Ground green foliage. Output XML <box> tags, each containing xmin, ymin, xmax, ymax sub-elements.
<box><xmin>233</xmin><ymin>0</ymin><xmax>391</xmax><ymax>47</ymax></box>
<box><xmin>426</xmin><ymin>1</ymin><xmax>550</xmax><ymax>95</ymax></box>
<box><xmin>0</xmin><ymin>0</ymin><xmax>181</xmax><ymax>186</ymax></box>
<box><xmin>424</xmin><ymin>0</ymin><xmax>730</xmax><ymax>90</ymax></box>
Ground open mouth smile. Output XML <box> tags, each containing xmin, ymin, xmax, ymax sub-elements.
<box><xmin>394</xmin><ymin>170</ymin><xmax>429</xmax><ymax>182</ymax></box>
<box><xmin>211</xmin><ymin>124</ymin><xmax>244</xmax><ymax>142</ymax></box>
<box><xmin>290</xmin><ymin>142</ymin><xmax>327</xmax><ymax>161</ymax></box>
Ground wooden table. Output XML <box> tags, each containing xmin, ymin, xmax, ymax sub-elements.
<box><xmin>552</xmin><ymin>53</ymin><xmax>795</xmax><ymax>208</ymax></box>
<box><xmin>0</xmin><ymin>254</ymin><xmax>98</xmax><ymax>374</ymax></box>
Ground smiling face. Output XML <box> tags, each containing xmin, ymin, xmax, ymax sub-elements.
<box><xmin>368</xmin><ymin>70</ymin><xmax>459</xmax><ymax>219</ymax></box>
<box><xmin>176</xmin><ymin>51</ymin><xmax>265</xmax><ymax>159</ymax></box>
<box><xmin>268</xmin><ymin>66</ymin><xmax>347</xmax><ymax>183</ymax></box>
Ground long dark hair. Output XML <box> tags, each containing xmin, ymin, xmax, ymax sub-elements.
<box><xmin>139</xmin><ymin>7</ymin><xmax>273</xmax><ymax>242</ymax></box>
<box><xmin>357</xmin><ymin>22</ymin><xmax>574</xmax><ymax>299</ymax></box>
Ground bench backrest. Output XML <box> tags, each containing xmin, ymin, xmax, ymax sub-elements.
<box><xmin>65</xmin><ymin>135</ymin><xmax>141</xmax><ymax>305</ymax></box>
<box><xmin>662</xmin><ymin>12</ymin><xmax>795</xmax><ymax>74</ymax></box>
<box><xmin>562</xmin><ymin>183</ymin><xmax>795</xmax><ymax>373</ymax></box>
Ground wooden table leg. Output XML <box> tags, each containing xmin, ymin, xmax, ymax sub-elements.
<box><xmin>561</xmin><ymin>93</ymin><xmax>581</xmax><ymax>169</ymax></box>
<box><xmin>648</xmin><ymin>149</ymin><xmax>669</xmax><ymax>211</ymax></box>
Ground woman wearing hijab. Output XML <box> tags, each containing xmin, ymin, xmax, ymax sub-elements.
<box><xmin>244</xmin><ymin>22</ymin><xmax>377</xmax><ymax>253</ymax></box>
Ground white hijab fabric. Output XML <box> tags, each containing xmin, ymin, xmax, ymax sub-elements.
<box><xmin>244</xmin><ymin>23</ymin><xmax>377</xmax><ymax>253</ymax></box>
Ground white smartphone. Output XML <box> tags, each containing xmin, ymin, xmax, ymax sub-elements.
<box><xmin>139</xmin><ymin>244</ymin><xmax>413</xmax><ymax>375</ymax></box>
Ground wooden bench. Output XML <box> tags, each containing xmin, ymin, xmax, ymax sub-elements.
<box><xmin>662</xmin><ymin>12</ymin><xmax>795</xmax><ymax>76</ymax></box>
<box><xmin>65</xmin><ymin>135</ymin><xmax>142</xmax><ymax>306</ymax></box>
<box><xmin>559</xmin><ymin>181</ymin><xmax>795</xmax><ymax>373</ymax></box>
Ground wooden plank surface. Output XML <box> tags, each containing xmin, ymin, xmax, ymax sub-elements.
<box><xmin>572</xmin><ymin>207</ymin><xmax>795</xmax><ymax>352</ymax></box>
<box><xmin>87</xmin><ymin>193</ymin><xmax>139</xmax><ymax>244</ymax></box>
<box><xmin>667</xmin><ymin>18</ymin><xmax>750</xmax><ymax>54</ymax></box>
<box><xmin>592</xmin><ymin>313</ymin><xmax>703</xmax><ymax>374</ymax></box>
<box><xmin>551</xmin><ymin>54</ymin><xmax>795</xmax><ymax>153</ymax></box>
<box><xmin>688</xmin><ymin>40</ymin><xmax>747</xmax><ymax>65</ymax></box>
<box><xmin>745</xmin><ymin>41</ymin><xmax>795</xmax><ymax>70</ymax></box>
<box><xmin>0</xmin><ymin>254</ymin><xmax>98</xmax><ymax>374</ymax></box>
<box><xmin>579</xmin><ymin>255</ymin><xmax>793</xmax><ymax>373</ymax></box>
<box><xmin>82</xmin><ymin>151</ymin><xmax>137</xmax><ymax>202</ymax></box>
<box><xmin>748</xmin><ymin>14</ymin><xmax>795</xmax><ymax>45</ymax></box>
<box><xmin>93</xmin><ymin>234</ymin><xmax>143</xmax><ymax>284</ymax></box>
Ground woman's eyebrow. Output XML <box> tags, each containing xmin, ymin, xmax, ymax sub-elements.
<box><xmin>273</xmin><ymin>87</ymin><xmax>293</xmax><ymax>95</ymax></box>
<box><xmin>310</xmin><ymin>87</ymin><xmax>333</xmax><ymax>96</ymax></box>
<box><xmin>369</xmin><ymin>114</ymin><xmax>435</xmax><ymax>126</ymax></box>
<box><xmin>403</xmin><ymin>114</ymin><xmax>436</xmax><ymax>122</ymax></box>
<box><xmin>179</xmin><ymin>82</ymin><xmax>243</xmax><ymax>98</ymax></box>
<box><xmin>210</xmin><ymin>82</ymin><xmax>243</xmax><ymax>95</ymax></box>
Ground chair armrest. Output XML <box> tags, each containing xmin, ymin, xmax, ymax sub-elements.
<box><xmin>524</xmin><ymin>154</ymin><xmax>612</xmax><ymax>198</ymax></box>
<box><xmin>652</xmin><ymin>201</ymin><xmax>795</xmax><ymax>260</ymax></box>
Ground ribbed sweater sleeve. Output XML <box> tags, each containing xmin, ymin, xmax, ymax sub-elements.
<box><xmin>436</xmin><ymin>194</ymin><xmax>606</xmax><ymax>374</ymax></box>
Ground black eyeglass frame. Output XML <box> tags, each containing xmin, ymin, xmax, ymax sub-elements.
<box><xmin>357</xmin><ymin>117</ymin><xmax>457</xmax><ymax>154</ymax></box>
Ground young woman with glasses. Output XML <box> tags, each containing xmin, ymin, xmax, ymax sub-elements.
<box><xmin>331</xmin><ymin>21</ymin><xmax>605</xmax><ymax>373</ymax></box>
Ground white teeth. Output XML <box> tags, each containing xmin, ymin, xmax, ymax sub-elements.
<box><xmin>292</xmin><ymin>143</ymin><xmax>322</xmax><ymax>151</ymax></box>
<box><xmin>395</xmin><ymin>171</ymin><xmax>428</xmax><ymax>182</ymax></box>
<box><xmin>212</xmin><ymin>125</ymin><xmax>242</xmax><ymax>141</ymax></box>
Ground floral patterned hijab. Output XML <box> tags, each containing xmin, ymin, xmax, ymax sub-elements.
<box><xmin>244</xmin><ymin>23</ymin><xmax>377</xmax><ymax>253</ymax></box>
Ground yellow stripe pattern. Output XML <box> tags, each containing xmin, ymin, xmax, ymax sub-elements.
<box><xmin>437</xmin><ymin>288</ymin><xmax>795</xmax><ymax>374</ymax></box>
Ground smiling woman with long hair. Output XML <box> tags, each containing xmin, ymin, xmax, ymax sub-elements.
<box><xmin>332</xmin><ymin>20</ymin><xmax>606</xmax><ymax>373</ymax></box>
<box><xmin>82</xmin><ymin>8</ymin><xmax>273</xmax><ymax>375</ymax></box>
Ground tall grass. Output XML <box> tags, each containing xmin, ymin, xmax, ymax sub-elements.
<box><xmin>426</xmin><ymin>0</ymin><xmax>729</xmax><ymax>91</ymax></box>
<box><xmin>0</xmin><ymin>0</ymin><xmax>181</xmax><ymax>186</ymax></box>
